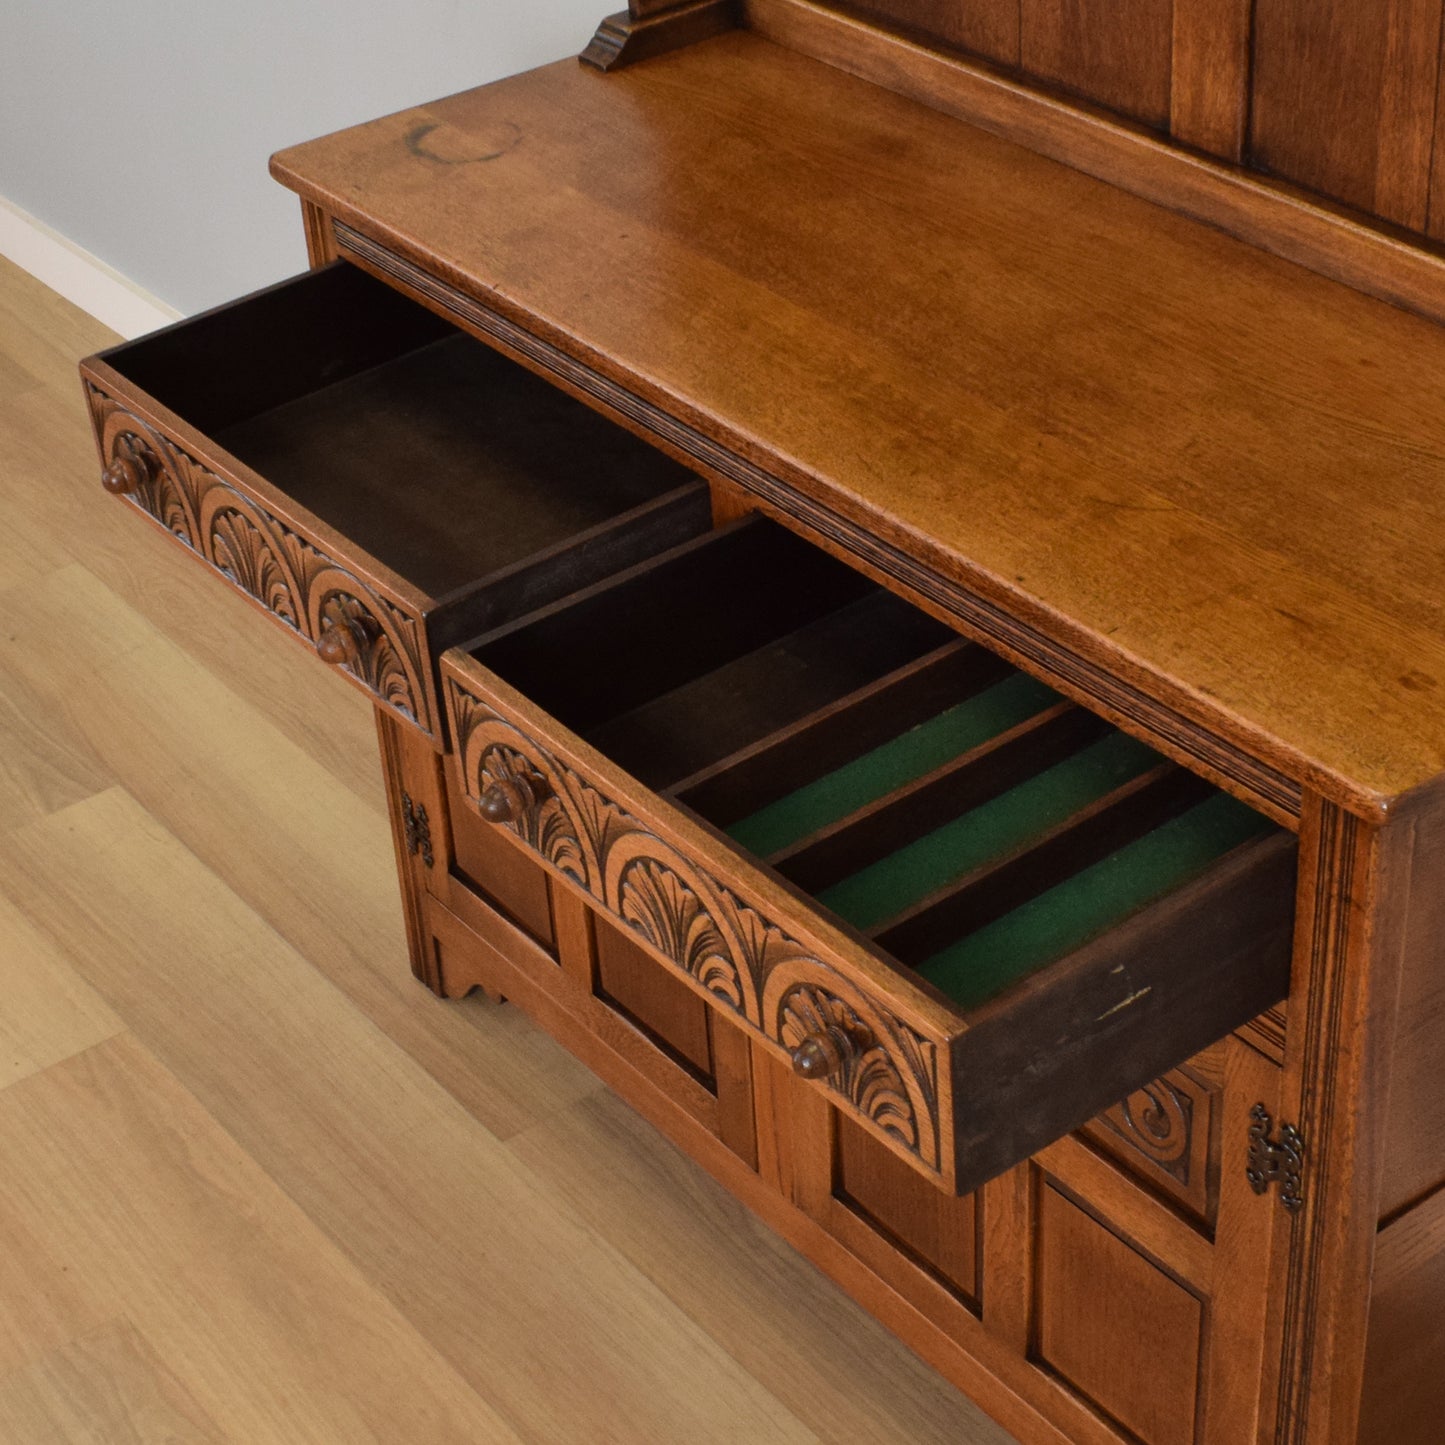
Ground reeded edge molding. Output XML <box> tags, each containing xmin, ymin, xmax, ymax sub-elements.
<box><xmin>1273</xmin><ymin>804</ymin><xmax>1355</xmax><ymax>1441</ymax></box>
<box><xmin>336</xmin><ymin>221</ymin><xmax>1308</xmax><ymax>826</ymax></box>
<box><xmin>742</xmin><ymin>0</ymin><xmax>1445</xmax><ymax>330</ymax></box>
<box><xmin>84</xmin><ymin>378</ymin><xmax>436</xmax><ymax>740</ymax></box>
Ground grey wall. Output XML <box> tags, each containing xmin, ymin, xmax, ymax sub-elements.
<box><xmin>0</xmin><ymin>2</ymin><xmax>606</xmax><ymax>315</ymax></box>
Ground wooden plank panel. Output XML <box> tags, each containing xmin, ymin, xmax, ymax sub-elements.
<box><xmin>507</xmin><ymin>1086</ymin><xmax>1014</xmax><ymax>1445</ymax></box>
<box><xmin>272</xmin><ymin>36</ymin><xmax>1445</xmax><ymax>814</ymax></box>
<box><xmin>1170</xmin><ymin>0</ymin><xmax>1252</xmax><ymax>159</ymax></box>
<box><xmin>0</xmin><ymin>562</ymin><xmax>600</xmax><ymax>1144</ymax></box>
<box><xmin>830</xmin><ymin>1</ymin><xmax>1021</xmax><ymax>65</ymax></box>
<box><xmin>1378</xmin><ymin>790</ymin><xmax>1445</xmax><ymax>1214</ymax></box>
<box><xmin>1250</xmin><ymin>0</ymin><xmax>1444</xmax><ymax>228</ymax></box>
<box><xmin>1020</xmin><ymin>0</ymin><xmax>1175</xmax><ymax>129</ymax></box>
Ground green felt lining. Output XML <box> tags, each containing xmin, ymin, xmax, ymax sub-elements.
<box><xmin>724</xmin><ymin>671</ymin><xmax>1061</xmax><ymax>857</ymax></box>
<box><xmin>916</xmin><ymin>791</ymin><xmax>1275</xmax><ymax>1010</ymax></box>
<box><xmin>816</xmin><ymin>729</ymin><xmax>1162</xmax><ymax>932</ymax></box>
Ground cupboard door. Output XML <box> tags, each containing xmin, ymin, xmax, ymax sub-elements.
<box><xmin>1036</xmin><ymin>1184</ymin><xmax>1204</xmax><ymax>1445</ymax></box>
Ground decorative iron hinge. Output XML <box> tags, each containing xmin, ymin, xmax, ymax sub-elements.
<box><xmin>401</xmin><ymin>791</ymin><xmax>434</xmax><ymax>868</ymax></box>
<box><xmin>1247</xmin><ymin>1103</ymin><xmax>1305</xmax><ymax>1211</ymax></box>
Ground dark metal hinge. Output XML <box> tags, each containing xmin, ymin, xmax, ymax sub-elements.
<box><xmin>401</xmin><ymin>791</ymin><xmax>434</xmax><ymax>868</ymax></box>
<box><xmin>1247</xmin><ymin>1103</ymin><xmax>1305</xmax><ymax>1212</ymax></box>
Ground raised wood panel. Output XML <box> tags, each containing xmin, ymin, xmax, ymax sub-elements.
<box><xmin>835</xmin><ymin>1110</ymin><xmax>978</xmax><ymax>1300</ymax></box>
<box><xmin>1250</xmin><ymin>0</ymin><xmax>1445</xmax><ymax>229</ymax></box>
<box><xmin>1020</xmin><ymin>0</ymin><xmax>1175</xmax><ymax>130</ymax></box>
<box><xmin>447</xmin><ymin>762</ymin><xmax>556</xmax><ymax>946</ymax></box>
<box><xmin>1036</xmin><ymin>1185</ymin><xmax>1204</xmax><ymax>1445</ymax></box>
<box><xmin>594</xmin><ymin>912</ymin><xmax>715</xmax><ymax>1078</ymax></box>
<box><xmin>833</xmin><ymin>0</ymin><xmax>1021</xmax><ymax>65</ymax></box>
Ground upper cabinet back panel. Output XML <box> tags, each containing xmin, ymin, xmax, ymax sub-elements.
<box><xmin>841</xmin><ymin>0</ymin><xmax>1021</xmax><ymax>65</ymax></box>
<box><xmin>1249</xmin><ymin>0</ymin><xmax>1444</xmax><ymax>232</ymax></box>
<box><xmin>825</xmin><ymin>0</ymin><xmax>1174</xmax><ymax>129</ymax></box>
<box><xmin>818</xmin><ymin>0</ymin><xmax>1445</xmax><ymax>237</ymax></box>
<box><xmin>1019</xmin><ymin>0</ymin><xmax>1174</xmax><ymax>130</ymax></box>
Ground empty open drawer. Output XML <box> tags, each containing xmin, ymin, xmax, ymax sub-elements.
<box><xmin>80</xmin><ymin>261</ymin><xmax>706</xmax><ymax>740</ymax></box>
<box><xmin>441</xmin><ymin>517</ymin><xmax>1297</xmax><ymax>1193</ymax></box>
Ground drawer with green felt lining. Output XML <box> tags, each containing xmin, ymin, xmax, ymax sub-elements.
<box><xmin>441</xmin><ymin>515</ymin><xmax>1296</xmax><ymax>1194</ymax></box>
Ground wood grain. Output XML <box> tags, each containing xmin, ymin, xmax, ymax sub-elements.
<box><xmin>1358</xmin><ymin>1183</ymin><xmax>1445</xmax><ymax>1443</ymax></box>
<box><xmin>273</xmin><ymin>31</ymin><xmax>1445</xmax><ymax>812</ymax></box>
<box><xmin>832</xmin><ymin>0</ymin><xmax>1021</xmax><ymax>65</ymax></box>
<box><xmin>0</xmin><ymin>788</ymin><xmax>818</xmax><ymax>1444</ymax></box>
<box><xmin>0</xmin><ymin>1031</ymin><xmax>524</xmax><ymax>1444</ymax></box>
<box><xmin>1020</xmin><ymin>0</ymin><xmax>1173</xmax><ymax>129</ymax></box>
<box><xmin>1035</xmin><ymin>1184</ymin><xmax>1204</xmax><ymax>1445</ymax></box>
<box><xmin>1250</xmin><ymin>0</ymin><xmax>1444</xmax><ymax>228</ymax></box>
<box><xmin>0</xmin><ymin>893</ymin><xmax>123</xmax><ymax>1093</ymax></box>
<box><xmin>1170</xmin><ymin>0</ymin><xmax>1252</xmax><ymax>158</ymax></box>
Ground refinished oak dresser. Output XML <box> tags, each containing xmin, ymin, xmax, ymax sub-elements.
<box><xmin>80</xmin><ymin>4</ymin><xmax>1445</xmax><ymax>1442</ymax></box>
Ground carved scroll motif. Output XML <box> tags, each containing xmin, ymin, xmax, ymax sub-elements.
<box><xmin>1100</xmin><ymin>1076</ymin><xmax>1195</xmax><ymax>1185</ymax></box>
<box><xmin>89</xmin><ymin>387</ymin><xmax>429</xmax><ymax>731</ymax></box>
<box><xmin>446</xmin><ymin>679</ymin><xmax>943</xmax><ymax>1169</ymax></box>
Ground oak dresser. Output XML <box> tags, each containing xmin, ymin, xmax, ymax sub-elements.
<box><xmin>79</xmin><ymin>4</ymin><xmax>1445</xmax><ymax>1442</ymax></box>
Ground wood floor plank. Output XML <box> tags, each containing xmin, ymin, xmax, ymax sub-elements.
<box><xmin>0</xmin><ymin>1202</ymin><xmax>115</xmax><ymax>1380</ymax></box>
<box><xmin>0</xmin><ymin>1320</ymin><xmax>232</xmax><ymax>1445</ymax></box>
<box><xmin>0</xmin><ymin>788</ymin><xmax>819</xmax><ymax>1445</ymax></box>
<box><xmin>0</xmin><ymin>562</ymin><xmax>602</xmax><ymax>1143</ymax></box>
<box><xmin>0</xmin><ymin>1033</ymin><xmax>523</xmax><ymax>1444</ymax></box>
<box><xmin>0</xmin><ymin>891</ymin><xmax>124</xmax><ymax>1091</ymax></box>
<box><xmin>508</xmin><ymin>1088</ymin><xmax>1017</xmax><ymax>1445</ymax></box>
<box><xmin>0</xmin><ymin>671</ymin><xmax>111</xmax><ymax>837</ymax></box>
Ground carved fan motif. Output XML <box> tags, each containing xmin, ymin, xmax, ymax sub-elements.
<box><xmin>478</xmin><ymin>744</ymin><xmax>588</xmax><ymax>882</ymax></box>
<box><xmin>445</xmin><ymin>679</ymin><xmax>945</xmax><ymax>1173</ymax></box>
<box><xmin>316</xmin><ymin>591</ymin><xmax>420</xmax><ymax>724</ymax></box>
<box><xmin>777</xmin><ymin>983</ymin><xmax>921</xmax><ymax>1153</ymax></box>
<box><xmin>615</xmin><ymin>857</ymin><xmax>742</xmax><ymax>1013</ymax></box>
<box><xmin>88</xmin><ymin>387</ymin><xmax>429</xmax><ymax>731</ymax></box>
<box><xmin>210</xmin><ymin>507</ymin><xmax>301</xmax><ymax>629</ymax></box>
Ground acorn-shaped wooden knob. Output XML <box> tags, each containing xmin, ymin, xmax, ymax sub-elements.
<box><xmin>479</xmin><ymin>784</ymin><xmax>514</xmax><ymax>823</ymax></box>
<box><xmin>790</xmin><ymin>1026</ymin><xmax>855</xmax><ymax>1081</ymax></box>
<box><xmin>101</xmin><ymin>452</ymin><xmax>148</xmax><ymax>495</ymax></box>
<box><xmin>316</xmin><ymin>622</ymin><xmax>361</xmax><ymax>666</ymax></box>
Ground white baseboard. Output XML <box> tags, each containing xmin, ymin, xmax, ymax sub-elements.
<box><xmin>0</xmin><ymin>194</ymin><xmax>182</xmax><ymax>339</ymax></box>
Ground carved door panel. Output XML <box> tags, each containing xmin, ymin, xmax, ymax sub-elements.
<box><xmin>766</xmin><ymin>1022</ymin><xmax>1287</xmax><ymax>1445</ymax></box>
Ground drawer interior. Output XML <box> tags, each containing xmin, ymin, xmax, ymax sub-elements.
<box><xmin>464</xmin><ymin>516</ymin><xmax>1285</xmax><ymax>1019</ymax></box>
<box><xmin>102</xmin><ymin>262</ymin><xmax>700</xmax><ymax>599</ymax></box>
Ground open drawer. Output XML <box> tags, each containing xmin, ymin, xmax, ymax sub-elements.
<box><xmin>441</xmin><ymin>518</ymin><xmax>1297</xmax><ymax>1194</ymax></box>
<box><xmin>80</xmin><ymin>261</ymin><xmax>706</xmax><ymax>743</ymax></box>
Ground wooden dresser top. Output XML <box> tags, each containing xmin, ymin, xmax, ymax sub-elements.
<box><xmin>271</xmin><ymin>29</ymin><xmax>1445</xmax><ymax>816</ymax></box>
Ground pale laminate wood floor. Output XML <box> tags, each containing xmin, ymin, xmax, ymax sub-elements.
<box><xmin>0</xmin><ymin>255</ymin><xmax>1016</xmax><ymax>1445</ymax></box>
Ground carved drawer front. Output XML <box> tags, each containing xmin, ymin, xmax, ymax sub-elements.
<box><xmin>441</xmin><ymin>517</ymin><xmax>1299</xmax><ymax>1196</ymax></box>
<box><xmin>80</xmin><ymin>261</ymin><xmax>707</xmax><ymax>744</ymax></box>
